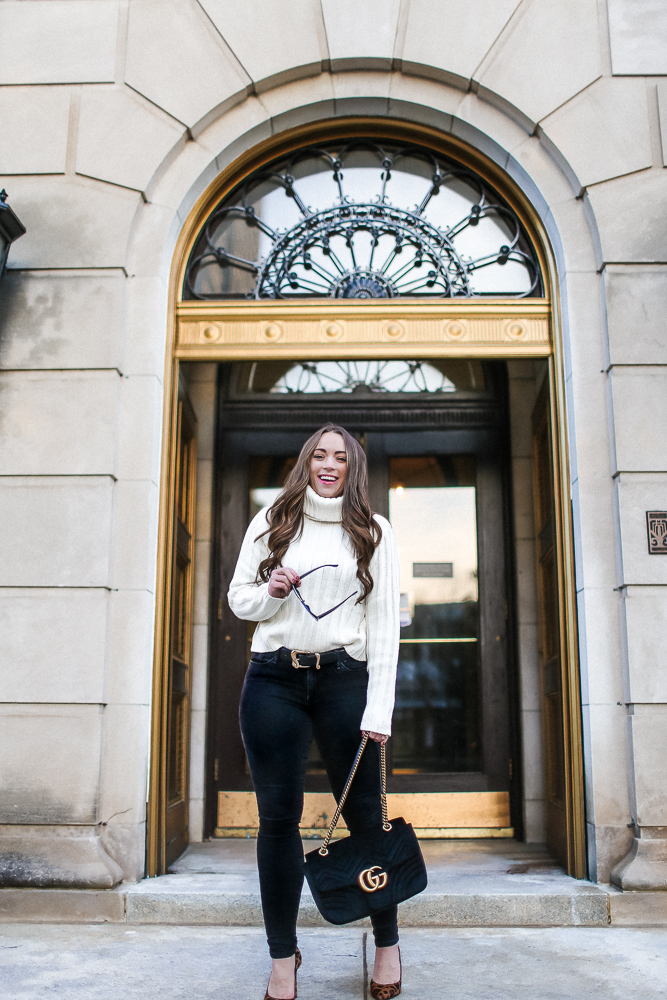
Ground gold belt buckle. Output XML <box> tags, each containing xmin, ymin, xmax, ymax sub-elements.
<box><xmin>290</xmin><ymin>649</ymin><xmax>320</xmax><ymax>670</ymax></box>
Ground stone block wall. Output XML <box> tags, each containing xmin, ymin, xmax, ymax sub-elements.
<box><xmin>0</xmin><ymin>0</ymin><xmax>665</xmax><ymax>888</ymax></box>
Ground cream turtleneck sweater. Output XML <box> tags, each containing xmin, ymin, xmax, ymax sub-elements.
<box><xmin>228</xmin><ymin>485</ymin><xmax>400</xmax><ymax>735</ymax></box>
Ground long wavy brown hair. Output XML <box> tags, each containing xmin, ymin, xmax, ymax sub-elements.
<box><xmin>257</xmin><ymin>423</ymin><xmax>382</xmax><ymax>602</ymax></box>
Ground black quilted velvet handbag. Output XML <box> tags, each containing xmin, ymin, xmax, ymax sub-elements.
<box><xmin>303</xmin><ymin>732</ymin><xmax>427</xmax><ymax>925</ymax></box>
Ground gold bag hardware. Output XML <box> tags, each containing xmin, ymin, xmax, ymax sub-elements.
<box><xmin>358</xmin><ymin>866</ymin><xmax>388</xmax><ymax>893</ymax></box>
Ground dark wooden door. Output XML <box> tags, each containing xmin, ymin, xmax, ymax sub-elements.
<box><xmin>206</xmin><ymin>426</ymin><xmax>514</xmax><ymax>828</ymax></box>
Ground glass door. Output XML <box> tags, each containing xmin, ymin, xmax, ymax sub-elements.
<box><xmin>389</xmin><ymin>455</ymin><xmax>481</xmax><ymax>776</ymax></box>
<box><xmin>367</xmin><ymin>430</ymin><xmax>511</xmax><ymax>794</ymax></box>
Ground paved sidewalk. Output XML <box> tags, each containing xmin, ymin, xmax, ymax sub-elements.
<box><xmin>2</xmin><ymin>923</ymin><xmax>667</xmax><ymax>999</ymax></box>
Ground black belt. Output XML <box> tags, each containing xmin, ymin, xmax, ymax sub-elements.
<box><xmin>258</xmin><ymin>647</ymin><xmax>348</xmax><ymax>669</ymax></box>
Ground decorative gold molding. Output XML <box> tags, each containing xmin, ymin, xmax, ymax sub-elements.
<box><xmin>548</xmin><ymin>352</ymin><xmax>587</xmax><ymax>879</ymax></box>
<box><xmin>175</xmin><ymin>299</ymin><xmax>551</xmax><ymax>360</ymax></box>
<box><xmin>147</xmin><ymin>357</ymin><xmax>179</xmax><ymax>877</ymax></box>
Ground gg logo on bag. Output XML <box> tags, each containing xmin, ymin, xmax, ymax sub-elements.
<box><xmin>358</xmin><ymin>866</ymin><xmax>388</xmax><ymax>893</ymax></box>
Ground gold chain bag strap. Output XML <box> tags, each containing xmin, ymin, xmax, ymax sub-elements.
<box><xmin>303</xmin><ymin>732</ymin><xmax>428</xmax><ymax>925</ymax></box>
<box><xmin>319</xmin><ymin>732</ymin><xmax>392</xmax><ymax>856</ymax></box>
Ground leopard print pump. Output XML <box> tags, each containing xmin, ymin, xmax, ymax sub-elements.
<box><xmin>264</xmin><ymin>947</ymin><xmax>302</xmax><ymax>1000</ymax></box>
<box><xmin>370</xmin><ymin>946</ymin><xmax>402</xmax><ymax>999</ymax></box>
<box><xmin>369</xmin><ymin>981</ymin><xmax>401</xmax><ymax>1000</ymax></box>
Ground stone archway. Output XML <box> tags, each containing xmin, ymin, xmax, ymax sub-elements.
<box><xmin>146</xmin><ymin>109</ymin><xmax>588</xmax><ymax>878</ymax></box>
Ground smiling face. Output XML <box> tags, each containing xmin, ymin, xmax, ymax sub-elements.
<box><xmin>309</xmin><ymin>430</ymin><xmax>348</xmax><ymax>498</ymax></box>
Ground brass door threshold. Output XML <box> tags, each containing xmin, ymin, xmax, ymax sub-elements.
<box><xmin>215</xmin><ymin>826</ymin><xmax>514</xmax><ymax>839</ymax></box>
<box><xmin>216</xmin><ymin>790</ymin><xmax>512</xmax><ymax>839</ymax></box>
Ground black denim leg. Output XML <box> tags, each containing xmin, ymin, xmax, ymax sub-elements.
<box><xmin>239</xmin><ymin>657</ymin><xmax>312</xmax><ymax>959</ymax></box>
<box><xmin>311</xmin><ymin>658</ymin><xmax>400</xmax><ymax>949</ymax></box>
<box><xmin>239</xmin><ymin>652</ymin><xmax>399</xmax><ymax>957</ymax></box>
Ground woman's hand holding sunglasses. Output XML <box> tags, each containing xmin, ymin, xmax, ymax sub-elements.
<box><xmin>268</xmin><ymin>566</ymin><xmax>300</xmax><ymax>598</ymax></box>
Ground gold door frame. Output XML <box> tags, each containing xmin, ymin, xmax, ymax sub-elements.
<box><xmin>148</xmin><ymin>118</ymin><xmax>586</xmax><ymax>878</ymax></box>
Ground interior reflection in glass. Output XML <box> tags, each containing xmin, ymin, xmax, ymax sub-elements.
<box><xmin>234</xmin><ymin>359</ymin><xmax>486</xmax><ymax>395</ymax></box>
<box><xmin>389</xmin><ymin>456</ymin><xmax>481</xmax><ymax>773</ymax></box>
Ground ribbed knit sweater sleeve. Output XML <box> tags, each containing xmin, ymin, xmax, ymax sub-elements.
<box><xmin>359</xmin><ymin>515</ymin><xmax>401</xmax><ymax>736</ymax></box>
<box><xmin>228</xmin><ymin>510</ymin><xmax>287</xmax><ymax>622</ymax></box>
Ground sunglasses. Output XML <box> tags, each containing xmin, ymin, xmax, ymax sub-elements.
<box><xmin>291</xmin><ymin>563</ymin><xmax>357</xmax><ymax>620</ymax></box>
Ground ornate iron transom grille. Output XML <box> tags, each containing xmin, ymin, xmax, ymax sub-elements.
<box><xmin>184</xmin><ymin>141</ymin><xmax>541</xmax><ymax>300</ymax></box>
<box><xmin>242</xmin><ymin>359</ymin><xmax>481</xmax><ymax>394</ymax></box>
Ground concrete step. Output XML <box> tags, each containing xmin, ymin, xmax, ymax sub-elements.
<box><xmin>3</xmin><ymin>840</ymin><xmax>667</xmax><ymax>927</ymax></box>
<box><xmin>128</xmin><ymin>839</ymin><xmax>610</xmax><ymax>926</ymax></box>
<box><xmin>125</xmin><ymin>872</ymin><xmax>609</xmax><ymax>927</ymax></box>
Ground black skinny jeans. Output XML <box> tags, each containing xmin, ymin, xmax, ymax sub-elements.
<box><xmin>239</xmin><ymin>647</ymin><xmax>399</xmax><ymax>959</ymax></box>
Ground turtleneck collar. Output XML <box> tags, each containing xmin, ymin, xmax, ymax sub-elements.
<box><xmin>304</xmin><ymin>485</ymin><xmax>344</xmax><ymax>522</ymax></box>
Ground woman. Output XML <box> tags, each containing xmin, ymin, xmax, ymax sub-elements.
<box><xmin>228</xmin><ymin>423</ymin><xmax>402</xmax><ymax>1000</ymax></box>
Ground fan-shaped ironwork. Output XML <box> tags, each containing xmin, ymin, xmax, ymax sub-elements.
<box><xmin>184</xmin><ymin>141</ymin><xmax>541</xmax><ymax>300</ymax></box>
<box><xmin>270</xmin><ymin>360</ymin><xmax>459</xmax><ymax>394</ymax></box>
